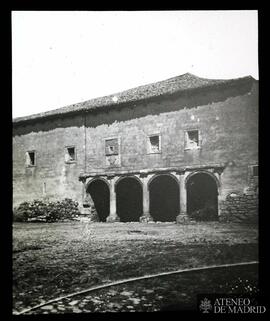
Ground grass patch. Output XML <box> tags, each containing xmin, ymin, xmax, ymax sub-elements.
<box><xmin>13</xmin><ymin>222</ymin><xmax>258</xmax><ymax>312</ymax></box>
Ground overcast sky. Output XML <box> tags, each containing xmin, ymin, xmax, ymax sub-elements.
<box><xmin>12</xmin><ymin>10</ymin><xmax>258</xmax><ymax>118</ymax></box>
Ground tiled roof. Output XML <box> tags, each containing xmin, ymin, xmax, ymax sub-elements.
<box><xmin>13</xmin><ymin>73</ymin><xmax>255</xmax><ymax>124</ymax></box>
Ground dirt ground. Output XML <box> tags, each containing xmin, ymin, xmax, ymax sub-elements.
<box><xmin>13</xmin><ymin>221</ymin><xmax>258</xmax><ymax>314</ymax></box>
<box><xmin>25</xmin><ymin>264</ymin><xmax>258</xmax><ymax>314</ymax></box>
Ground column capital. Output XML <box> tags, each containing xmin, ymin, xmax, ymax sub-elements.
<box><xmin>139</xmin><ymin>172</ymin><xmax>148</xmax><ymax>178</ymax></box>
<box><xmin>214</xmin><ymin>168</ymin><xmax>223</xmax><ymax>176</ymax></box>
<box><xmin>175</xmin><ymin>170</ymin><xmax>186</xmax><ymax>176</ymax></box>
<box><xmin>107</xmin><ymin>174</ymin><xmax>116</xmax><ymax>180</ymax></box>
<box><xmin>79</xmin><ymin>176</ymin><xmax>87</xmax><ymax>183</ymax></box>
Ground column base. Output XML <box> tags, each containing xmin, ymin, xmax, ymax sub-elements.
<box><xmin>176</xmin><ymin>213</ymin><xmax>190</xmax><ymax>224</ymax></box>
<box><xmin>106</xmin><ymin>214</ymin><xmax>120</xmax><ymax>223</ymax></box>
<box><xmin>79</xmin><ymin>206</ymin><xmax>100</xmax><ymax>222</ymax></box>
<box><xmin>140</xmin><ymin>213</ymin><xmax>154</xmax><ymax>223</ymax></box>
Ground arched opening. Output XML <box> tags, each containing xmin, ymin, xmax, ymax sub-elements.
<box><xmin>86</xmin><ymin>179</ymin><xmax>110</xmax><ymax>222</ymax></box>
<box><xmin>186</xmin><ymin>172</ymin><xmax>218</xmax><ymax>221</ymax></box>
<box><xmin>149</xmin><ymin>175</ymin><xmax>180</xmax><ymax>222</ymax></box>
<box><xmin>116</xmin><ymin>177</ymin><xmax>143</xmax><ymax>222</ymax></box>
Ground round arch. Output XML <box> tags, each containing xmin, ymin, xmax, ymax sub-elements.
<box><xmin>186</xmin><ymin>171</ymin><xmax>219</xmax><ymax>221</ymax></box>
<box><xmin>115</xmin><ymin>175</ymin><xmax>143</xmax><ymax>188</ymax></box>
<box><xmin>148</xmin><ymin>172</ymin><xmax>179</xmax><ymax>189</ymax></box>
<box><xmin>116</xmin><ymin>176</ymin><xmax>143</xmax><ymax>222</ymax></box>
<box><xmin>86</xmin><ymin>177</ymin><xmax>110</xmax><ymax>190</ymax></box>
<box><xmin>149</xmin><ymin>174</ymin><xmax>180</xmax><ymax>222</ymax></box>
<box><xmin>185</xmin><ymin>170</ymin><xmax>220</xmax><ymax>190</ymax></box>
<box><xmin>86</xmin><ymin>178</ymin><xmax>110</xmax><ymax>222</ymax></box>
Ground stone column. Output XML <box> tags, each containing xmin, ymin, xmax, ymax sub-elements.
<box><xmin>106</xmin><ymin>176</ymin><xmax>120</xmax><ymax>222</ymax></box>
<box><xmin>140</xmin><ymin>175</ymin><xmax>153</xmax><ymax>222</ymax></box>
<box><xmin>81</xmin><ymin>177</ymin><xmax>87</xmax><ymax>204</ymax></box>
<box><xmin>214</xmin><ymin>171</ymin><xmax>222</xmax><ymax>217</ymax></box>
<box><xmin>176</xmin><ymin>172</ymin><xmax>189</xmax><ymax>223</ymax></box>
<box><xmin>79</xmin><ymin>177</ymin><xmax>99</xmax><ymax>221</ymax></box>
<box><xmin>79</xmin><ymin>177</ymin><xmax>90</xmax><ymax>216</ymax></box>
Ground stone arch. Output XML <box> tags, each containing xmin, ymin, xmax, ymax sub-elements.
<box><xmin>186</xmin><ymin>171</ymin><xmax>219</xmax><ymax>221</ymax></box>
<box><xmin>149</xmin><ymin>174</ymin><xmax>180</xmax><ymax>222</ymax></box>
<box><xmin>86</xmin><ymin>177</ymin><xmax>110</xmax><ymax>190</ymax></box>
<box><xmin>115</xmin><ymin>175</ymin><xmax>143</xmax><ymax>188</ymax></box>
<box><xmin>86</xmin><ymin>178</ymin><xmax>110</xmax><ymax>222</ymax></box>
<box><xmin>116</xmin><ymin>176</ymin><xmax>143</xmax><ymax>222</ymax></box>
<box><xmin>185</xmin><ymin>170</ymin><xmax>220</xmax><ymax>190</ymax></box>
<box><xmin>148</xmin><ymin>172</ymin><xmax>179</xmax><ymax>189</ymax></box>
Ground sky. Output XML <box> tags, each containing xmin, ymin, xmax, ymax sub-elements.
<box><xmin>12</xmin><ymin>10</ymin><xmax>258</xmax><ymax>119</ymax></box>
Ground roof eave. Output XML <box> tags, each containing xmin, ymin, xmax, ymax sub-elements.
<box><xmin>13</xmin><ymin>75</ymin><xmax>256</xmax><ymax>126</ymax></box>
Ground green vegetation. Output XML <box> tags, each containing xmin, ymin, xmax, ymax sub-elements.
<box><xmin>13</xmin><ymin>199</ymin><xmax>80</xmax><ymax>222</ymax></box>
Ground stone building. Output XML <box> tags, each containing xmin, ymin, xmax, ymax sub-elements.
<box><xmin>12</xmin><ymin>73</ymin><xmax>258</xmax><ymax>223</ymax></box>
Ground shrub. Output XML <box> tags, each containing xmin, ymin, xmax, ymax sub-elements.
<box><xmin>13</xmin><ymin>198</ymin><xmax>80</xmax><ymax>223</ymax></box>
<box><xmin>13</xmin><ymin>205</ymin><xmax>29</xmax><ymax>222</ymax></box>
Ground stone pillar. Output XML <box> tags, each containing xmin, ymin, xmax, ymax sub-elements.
<box><xmin>106</xmin><ymin>176</ymin><xmax>120</xmax><ymax>222</ymax></box>
<box><xmin>214</xmin><ymin>171</ymin><xmax>222</xmax><ymax>217</ymax></box>
<box><xmin>140</xmin><ymin>175</ymin><xmax>153</xmax><ymax>222</ymax></box>
<box><xmin>176</xmin><ymin>172</ymin><xmax>189</xmax><ymax>223</ymax></box>
<box><xmin>81</xmin><ymin>178</ymin><xmax>87</xmax><ymax>204</ymax></box>
<box><xmin>80</xmin><ymin>178</ymin><xmax>99</xmax><ymax>221</ymax></box>
<box><xmin>79</xmin><ymin>177</ymin><xmax>89</xmax><ymax>215</ymax></box>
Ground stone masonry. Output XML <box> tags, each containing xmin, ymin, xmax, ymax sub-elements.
<box><xmin>220</xmin><ymin>192</ymin><xmax>258</xmax><ymax>223</ymax></box>
<box><xmin>12</xmin><ymin>73</ymin><xmax>258</xmax><ymax>223</ymax></box>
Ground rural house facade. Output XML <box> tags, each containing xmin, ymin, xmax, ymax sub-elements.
<box><xmin>13</xmin><ymin>73</ymin><xmax>258</xmax><ymax>223</ymax></box>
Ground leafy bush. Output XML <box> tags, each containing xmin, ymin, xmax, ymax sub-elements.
<box><xmin>13</xmin><ymin>203</ymin><xmax>29</xmax><ymax>222</ymax></box>
<box><xmin>13</xmin><ymin>198</ymin><xmax>80</xmax><ymax>223</ymax></box>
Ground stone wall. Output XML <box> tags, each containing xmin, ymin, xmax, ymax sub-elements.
<box><xmin>12</xmin><ymin>115</ymin><xmax>85</xmax><ymax>208</ymax></box>
<box><xmin>12</xmin><ymin>81</ymin><xmax>258</xmax><ymax>213</ymax></box>
<box><xmin>219</xmin><ymin>192</ymin><xmax>258</xmax><ymax>223</ymax></box>
<box><xmin>84</xmin><ymin>82</ymin><xmax>258</xmax><ymax>201</ymax></box>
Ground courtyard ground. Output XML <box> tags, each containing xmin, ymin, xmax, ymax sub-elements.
<box><xmin>13</xmin><ymin>221</ymin><xmax>258</xmax><ymax>314</ymax></box>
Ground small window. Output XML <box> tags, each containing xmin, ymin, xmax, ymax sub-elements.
<box><xmin>148</xmin><ymin>135</ymin><xmax>161</xmax><ymax>153</ymax></box>
<box><xmin>185</xmin><ymin>130</ymin><xmax>200</xmax><ymax>149</ymax></box>
<box><xmin>65</xmin><ymin>146</ymin><xmax>76</xmax><ymax>162</ymax></box>
<box><xmin>26</xmin><ymin>151</ymin><xmax>36</xmax><ymax>166</ymax></box>
<box><xmin>252</xmin><ymin>165</ymin><xmax>258</xmax><ymax>177</ymax></box>
<box><xmin>105</xmin><ymin>138</ymin><xmax>119</xmax><ymax>155</ymax></box>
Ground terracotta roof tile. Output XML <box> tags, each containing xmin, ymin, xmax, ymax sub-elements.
<box><xmin>13</xmin><ymin>73</ymin><xmax>255</xmax><ymax>124</ymax></box>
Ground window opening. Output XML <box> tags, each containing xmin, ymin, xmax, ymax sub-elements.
<box><xmin>185</xmin><ymin>130</ymin><xmax>199</xmax><ymax>149</ymax></box>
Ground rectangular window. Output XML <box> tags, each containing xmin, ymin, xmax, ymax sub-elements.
<box><xmin>65</xmin><ymin>146</ymin><xmax>76</xmax><ymax>162</ymax></box>
<box><xmin>148</xmin><ymin>134</ymin><xmax>161</xmax><ymax>153</ymax></box>
<box><xmin>105</xmin><ymin>138</ymin><xmax>119</xmax><ymax>155</ymax></box>
<box><xmin>252</xmin><ymin>165</ymin><xmax>258</xmax><ymax>177</ymax></box>
<box><xmin>185</xmin><ymin>130</ymin><xmax>200</xmax><ymax>149</ymax></box>
<box><xmin>26</xmin><ymin>151</ymin><xmax>36</xmax><ymax>166</ymax></box>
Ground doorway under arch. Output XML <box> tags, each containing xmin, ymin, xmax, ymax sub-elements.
<box><xmin>149</xmin><ymin>174</ymin><xmax>180</xmax><ymax>222</ymax></box>
<box><xmin>186</xmin><ymin>172</ymin><xmax>218</xmax><ymax>221</ymax></box>
<box><xmin>86</xmin><ymin>179</ymin><xmax>110</xmax><ymax>222</ymax></box>
<box><xmin>116</xmin><ymin>177</ymin><xmax>143</xmax><ymax>222</ymax></box>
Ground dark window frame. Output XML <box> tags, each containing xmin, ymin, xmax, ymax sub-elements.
<box><xmin>148</xmin><ymin>134</ymin><xmax>161</xmax><ymax>154</ymax></box>
<box><xmin>105</xmin><ymin>137</ymin><xmax>120</xmax><ymax>156</ymax></box>
<box><xmin>184</xmin><ymin>129</ymin><xmax>201</xmax><ymax>150</ymax></box>
<box><xmin>26</xmin><ymin>150</ymin><xmax>36</xmax><ymax>167</ymax></box>
<box><xmin>65</xmin><ymin>146</ymin><xmax>77</xmax><ymax>163</ymax></box>
<box><xmin>251</xmin><ymin>165</ymin><xmax>258</xmax><ymax>177</ymax></box>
